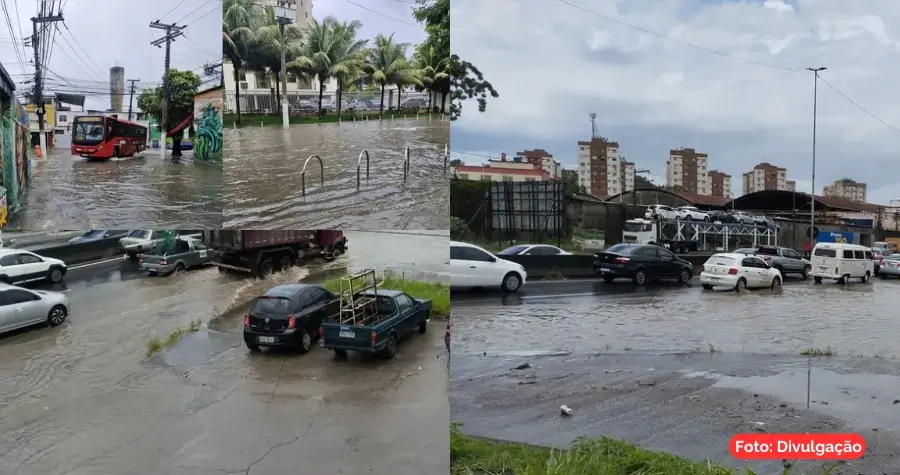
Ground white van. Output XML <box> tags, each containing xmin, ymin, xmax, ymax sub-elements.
<box><xmin>810</xmin><ymin>243</ymin><xmax>874</xmax><ymax>284</ymax></box>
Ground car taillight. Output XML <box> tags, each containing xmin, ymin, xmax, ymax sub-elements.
<box><xmin>243</xmin><ymin>315</ymin><xmax>250</xmax><ymax>327</ymax></box>
<box><xmin>614</xmin><ymin>257</ymin><xmax>629</xmax><ymax>264</ymax></box>
<box><xmin>880</xmin><ymin>259</ymin><xmax>885</xmax><ymax>266</ymax></box>
<box><xmin>371</xmin><ymin>331</ymin><xmax>377</xmax><ymax>344</ymax></box>
<box><xmin>318</xmin><ymin>327</ymin><xmax>324</xmax><ymax>338</ymax></box>
<box><xmin>287</xmin><ymin>315</ymin><xmax>296</xmax><ymax>329</ymax></box>
<box><xmin>160</xmin><ymin>260</ymin><xmax>167</xmax><ymax>266</ymax></box>
<box><xmin>138</xmin><ymin>258</ymin><xmax>143</xmax><ymax>264</ymax></box>
<box><xmin>728</xmin><ymin>268</ymin><xmax>738</xmax><ymax>275</ymax></box>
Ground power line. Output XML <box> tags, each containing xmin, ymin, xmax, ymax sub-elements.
<box><xmin>181</xmin><ymin>34</ymin><xmax>218</xmax><ymax>57</ymax></box>
<box><xmin>816</xmin><ymin>76</ymin><xmax>900</xmax><ymax>135</ymax></box>
<box><xmin>176</xmin><ymin>0</ymin><xmax>215</xmax><ymax>24</ymax></box>
<box><xmin>184</xmin><ymin>2</ymin><xmax>221</xmax><ymax>25</ymax></box>
<box><xmin>343</xmin><ymin>0</ymin><xmax>423</xmax><ymax>28</ymax></box>
<box><xmin>159</xmin><ymin>0</ymin><xmax>190</xmax><ymax>22</ymax></box>
<box><xmin>59</xmin><ymin>22</ymin><xmax>105</xmax><ymax>76</ymax></box>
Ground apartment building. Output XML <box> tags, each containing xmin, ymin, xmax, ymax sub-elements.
<box><xmin>707</xmin><ymin>170</ymin><xmax>732</xmax><ymax>198</ymax></box>
<box><xmin>666</xmin><ymin>148</ymin><xmax>709</xmax><ymax>195</ymax></box>
<box><xmin>577</xmin><ymin>137</ymin><xmax>633</xmax><ymax>197</ymax></box>
<box><xmin>741</xmin><ymin>162</ymin><xmax>789</xmax><ymax>194</ymax></box>
<box><xmin>823</xmin><ymin>178</ymin><xmax>867</xmax><ymax>202</ymax></box>
<box><xmin>516</xmin><ymin>149</ymin><xmax>562</xmax><ymax>178</ymax></box>
<box><xmin>786</xmin><ymin>180</ymin><xmax>796</xmax><ymax>192</ymax></box>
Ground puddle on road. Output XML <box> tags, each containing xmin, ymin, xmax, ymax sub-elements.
<box><xmin>714</xmin><ymin>368</ymin><xmax>900</xmax><ymax>430</ymax></box>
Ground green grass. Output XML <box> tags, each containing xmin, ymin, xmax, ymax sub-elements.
<box><xmin>450</xmin><ymin>425</ymin><xmax>837</xmax><ymax>475</ymax></box>
<box><xmin>800</xmin><ymin>346</ymin><xmax>837</xmax><ymax>356</ymax></box>
<box><xmin>146</xmin><ymin>318</ymin><xmax>201</xmax><ymax>358</ymax></box>
<box><xmin>224</xmin><ymin>111</ymin><xmax>445</xmax><ymax>127</ymax></box>
<box><xmin>320</xmin><ymin>269</ymin><xmax>450</xmax><ymax>320</ymax></box>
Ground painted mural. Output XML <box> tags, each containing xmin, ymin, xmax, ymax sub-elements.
<box><xmin>0</xmin><ymin>190</ymin><xmax>8</xmax><ymax>228</ymax></box>
<box><xmin>193</xmin><ymin>93</ymin><xmax>223</xmax><ymax>163</ymax></box>
<box><xmin>0</xmin><ymin>109</ymin><xmax>16</xmax><ymax>210</ymax></box>
<box><xmin>15</xmin><ymin>123</ymin><xmax>28</xmax><ymax>193</ymax></box>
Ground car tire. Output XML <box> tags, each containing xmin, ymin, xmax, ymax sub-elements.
<box><xmin>47</xmin><ymin>305</ymin><xmax>67</xmax><ymax>327</ymax></box>
<box><xmin>278</xmin><ymin>255</ymin><xmax>293</xmax><ymax>272</ymax></box>
<box><xmin>770</xmin><ymin>276</ymin><xmax>781</xmax><ymax>290</ymax></box>
<box><xmin>802</xmin><ymin>266</ymin><xmax>809</xmax><ymax>279</ymax></box>
<box><xmin>418</xmin><ymin>320</ymin><xmax>427</xmax><ymax>334</ymax></box>
<box><xmin>701</xmin><ymin>283</ymin><xmax>713</xmax><ymax>290</ymax></box>
<box><xmin>814</xmin><ymin>276</ymin><xmax>822</xmax><ymax>284</ymax></box>
<box><xmin>380</xmin><ymin>333</ymin><xmax>398</xmax><ymax>360</ymax></box>
<box><xmin>501</xmin><ymin>272</ymin><xmax>522</xmax><ymax>292</ymax></box>
<box><xmin>703</xmin><ymin>216</ymin><xmax>710</xmax><ymax>222</ymax></box>
<box><xmin>174</xmin><ymin>263</ymin><xmax>186</xmax><ymax>274</ymax></box>
<box><xmin>333</xmin><ymin>348</ymin><xmax>348</xmax><ymax>359</ymax></box>
<box><xmin>247</xmin><ymin>343</ymin><xmax>261</xmax><ymax>352</ymax></box>
<box><xmin>602</xmin><ymin>275</ymin><xmax>615</xmax><ymax>283</ymax></box>
<box><xmin>47</xmin><ymin>266</ymin><xmax>64</xmax><ymax>283</ymax></box>
<box><xmin>678</xmin><ymin>269</ymin><xmax>691</xmax><ymax>284</ymax></box>
<box><xmin>0</xmin><ymin>275</ymin><xmax>10</xmax><ymax>284</ymax></box>
<box><xmin>633</xmin><ymin>269</ymin><xmax>647</xmax><ymax>285</ymax></box>
<box><xmin>862</xmin><ymin>272</ymin><xmax>870</xmax><ymax>283</ymax></box>
<box><xmin>297</xmin><ymin>329</ymin><xmax>313</xmax><ymax>354</ymax></box>
<box><xmin>683</xmin><ymin>215</ymin><xmax>691</xmax><ymax>221</ymax></box>
<box><xmin>734</xmin><ymin>278</ymin><xmax>747</xmax><ymax>292</ymax></box>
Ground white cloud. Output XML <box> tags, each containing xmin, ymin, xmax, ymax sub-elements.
<box><xmin>450</xmin><ymin>0</ymin><xmax>900</xmax><ymax>204</ymax></box>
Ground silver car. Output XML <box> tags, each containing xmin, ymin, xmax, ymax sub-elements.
<box><xmin>878</xmin><ymin>254</ymin><xmax>900</xmax><ymax>278</ymax></box>
<box><xmin>0</xmin><ymin>284</ymin><xmax>69</xmax><ymax>335</ymax></box>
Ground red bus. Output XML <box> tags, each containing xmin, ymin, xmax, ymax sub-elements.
<box><xmin>71</xmin><ymin>115</ymin><xmax>148</xmax><ymax>159</ymax></box>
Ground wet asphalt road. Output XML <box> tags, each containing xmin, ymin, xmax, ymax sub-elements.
<box><xmin>450</xmin><ymin>279</ymin><xmax>900</xmax><ymax>474</ymax></box>
<box><xmin>0</xmin><ymin>231</ymin><xmax>449</xmax><ymax>475</ymax></box>
<box><xmin>10</xmin><ymin>149</ymin><xmax>222</xmax><ymax>229</ymax></box>
<box><xmin>222</xmin><ymin>119</ymin><xmax>450</xmax><ymax>229</ymax></box>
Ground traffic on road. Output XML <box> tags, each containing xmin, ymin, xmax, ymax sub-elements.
<box><xmin>0</xmin><ymin>230</ymin><xmax>450</xmax><ymax>475</ymax></box>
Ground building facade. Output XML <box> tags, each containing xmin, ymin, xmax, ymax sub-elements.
<box><xmin>786</xmin><ymin>180</ymin><xmax>796</xmax><ymax>192</ymax></box>
<box><xmin>577</xmin><ymin>137</ymin><xmax>632</xmax><ymax>197</ymax></box>
<box><xmin>452</xmin><ymin>162</ymin><xmax>551</xmax><ymax>182</ymax></box>
<box><xmin>24</xmin><ymin>98</ymin><xmax>57</xmax><ymax>148</ymax></box>
<box><xmin>666</xmin><ymin>148</ymin><xmax>709</xmax><ymax>195</ymax></box>
<box><xmin>823</xmin><ymin>178</ymin><xmax>867</xmax><ymax>202</ymax></box>
<box><xmin>515</xmin><ymin>149</ymin><xmax>561</xmax><ymax>178</ymax></box>
<box><xmin>741</xmin><ymin>162</ymin><xmax>789</xmax><ymax>194</ymax></box>
<box><xmin>707</xmin><ymin>170</ymin><xmax>732</xmax><ymax>198</ymax></box>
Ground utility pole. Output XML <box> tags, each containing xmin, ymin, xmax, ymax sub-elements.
<box><xmin>806</xmin><ymin>66</ymin><xmax>826</xmax><ymax>251</ymax></box>
<box><xmin>274</xmin><ymin>1</ymin><xmax>295</xmax><ymax>129</ymax></box>
<box><xmin>31</xmin><ymin>12</ymin><xmax>64</xmax><ymax>158</ymax></box>
<box><xmin>150</xmin><ymin>21</ymin><xmax>184</xmax><ymax>158</ymax></box>
<box><xmin>126</xmin><ymin>79</ymin><xmax>140</xmax><ymax>121</ymax></box>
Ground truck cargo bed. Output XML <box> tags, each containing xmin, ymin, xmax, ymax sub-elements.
<box><xmin>202</xmin><ymin>230</ymin><xmax>316</xmax><ymax>251</ymax></box>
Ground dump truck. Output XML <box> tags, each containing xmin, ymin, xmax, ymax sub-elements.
<box><xmin>201</xmin><ymin>230</ymin><xmax>348</xmax><ymax>278</ymax></box>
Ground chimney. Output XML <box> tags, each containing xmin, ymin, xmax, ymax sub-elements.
<box><xmin>500</xmin><ymin>152</ymin><xmax>507</xmax><ymax>161</ymax></box>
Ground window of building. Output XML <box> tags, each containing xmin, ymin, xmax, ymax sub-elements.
<box><xmin>458</xmin><ymin>173</ymin><xmax>469</xmax><ymax>180</ymax></box>
<box><xmin>58</xmin><ymin>115</ymin><xmax>67</xmax><ymax>122</ymax></box>
<box><xmin>502</xmin><ymin>176</ymin><xmax>514</xmax><ymax>181</ymax></box>
<box><xmin>480</xmin><ymin>175</ymin><xmax>490</xmax><ymax>181</ymax></box>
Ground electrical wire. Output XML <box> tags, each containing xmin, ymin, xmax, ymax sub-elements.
<box><xmin>176</xmin><ymin>0</ymin><xmax>215</xmax><ymax>25</ymax></box>
<box><xmin>159</xmin><ymin>0</ymin><xmax>190</xmax><ymax>22</ymax></box>
<box><xmin>343</xmin><ymin>0</ymin><xmax>424</xmax><ymax>28</ymax></box>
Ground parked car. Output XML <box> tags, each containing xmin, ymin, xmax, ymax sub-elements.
<box><xmin>496</xmin><ymin>244</ymin><xmax>572</xmax><ymax>256</ymax></box>
<box><xmin>0</xmin><ymin>249</ymin><xmax>67</xmax><ymax>284</ymax></box>
<box><xmin>399</xmin><ymin>98</ymin><xmax>427</xmax><ymax>109</ymax></box>
<box><xmin>752</xmin><ymin>245</ymin><xmax>811</xmax><ymax>279</ymax></box>
<box><xmin>733</xmin><ymin>248</ymin><xmax>757</xmax><ymax>254</ymax></box>
<box><xmin>675</xmin><ymin>206</ymin><xmax>710</xmax><ymax>221</ymax></box>
<box><xmin>448</xmin><ymin>241</ymin><xmax>527</xmax><ymax>292</ymax></box>
<box><xmin>120</xmin><ymin>230</ymin><xmax>165</xmax><ymax>259</ymax></box>
<box><xmin>593</xmin><ymin>243</ymin><xmax>693</xmax><ymax>285</ymax></box>
<box><xmin>68</xmin><ymin>229</ymin><xmax>129</xmax><ymax>245</ymax></box>
<box><xmin>699</xmin><ymin>253</ymin><xmax>782</xmax><ymax>291</ymax></box>
<box><xmin>731</xmin><ymin>211</ymin><xmax>756</xmax><ymax>225</ymax></box>
<box><xmin>707</xmin><ymin>210</ymin><xmax>735</xmax><ymax>223</ymax></box>
<box><xmin>877</xmin><ymin>253</ymin><xmax>900</xmax><ymax>279</ymax></box>
<box><xmin>645</xmin><ymin>204</ymin><xmax>678</xmax><ymax>220</ymax></box>
<box><xmin>0</xmin><ymin>284</ymin><xmax>69</xmax><ymax>335</ymax></box>
<box><xmin>243</xmin><ymin>283</ymin><xmax>341</xmax><ymax>353</ymax></box>
<box><xmin>320</xmin><ymin>289</ymin><xmax>432</xmax><ymax>359</ymax></box>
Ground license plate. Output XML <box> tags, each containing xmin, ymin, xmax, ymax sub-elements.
<box><xmin>259</xmin><ymin>336</ymin><xmax>275</xmax><ymax>344</ymax></box>
<box><xmin>707</xmin><ymin>276</ymin><xmax>720</xmax><ymax>280</ymax></box>
<box><xmin>817</xmin><ymin>266</ymin><xmax>828</xmax><ymax>272</ymax></box>
<box><xmin>339</xmin><ymin>330</ymin><xmax>356</xmax><ymax>338</ymax></box>
<box><xmin>599</xmin><ymin>268</ymin><xmax>610</xmax><ymax>273</ymax></box>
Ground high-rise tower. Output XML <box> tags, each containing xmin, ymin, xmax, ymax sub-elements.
<box><xmin>109</xmin><ymin>66</ymin><xmax>125</xmax><ymax>112</ymax></box>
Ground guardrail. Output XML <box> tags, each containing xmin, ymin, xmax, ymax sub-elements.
<box><xmin>33</xmin><ymin>237</ymin><xmax>123</xmax><ymax>265</ymax></box>
<box><xmin>500</xmin><ymin>254</ymin><xmax>715</xmax><ymax>279</ymax></box>
<box><xmin>301</xmin><ymin>154</ymin><xmax>324</xmax><ymax>196</ymax></box>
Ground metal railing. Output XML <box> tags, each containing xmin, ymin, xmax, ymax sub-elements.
<box><xmin>403</xmin><ymin>146</ymin><xmax>411</xmax><ymax>182</ymax></box>
<box><xmin>444</xmin><ymin>143</ymin><xmax>448</xmax><ymax>174</ymax></box>
<box><xmin>301</xmin><ymin>155</ymin><xmax>324</xmax><ymax>196</ymax></box>
<box><xmin>356</xmin><ymin>149</ymin><xmax>370</xmax><ymax>189</ymax></box>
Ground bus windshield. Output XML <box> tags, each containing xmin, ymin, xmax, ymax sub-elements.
<box><xmin>72</xmin><ymin>118</ymin><xmax>106</xmax><ymax>144</ymax></box>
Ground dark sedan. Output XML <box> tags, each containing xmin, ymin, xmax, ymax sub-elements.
<box><xmin>707</xmin><ymin>210</ymin><xmax>735</xmax><ymax>223</ymax></box>
<box><xmin>593</xmin><ymin>243</ymin><xmax>693</xmax><ymax>285</ymax></box>
<box><xmin>243</xmin><ymin>283</ymin><xmax>341</xmax><ymax>353</ymax></box>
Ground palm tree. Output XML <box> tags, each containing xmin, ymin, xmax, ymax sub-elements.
<box><xmin>412</xmin><ymin>43</ymin><xmax>448</xmax><ymax>111</ymax></box>
<box><xmin>222</xmin><ymin>0</ymin><xmax>258</xmax><ymax>126</ymax></box>
<box><xmin>366</xmin><ymin>33</ymin><xmax>421</xmax><ymax>115</ymax></box>
<box><xmin>324</xmin><ymin>18</ymin><xmax>368</xmax><ymax>116</ymax></box>
<box><xmin>248</xmin><ymin>7</ymin><xmax>303</xmax><ymax>112</ymax></box>
<box><xmin>288</xmin><ymin>17</ymin><xmax>347</xmax><ymax>114</ymax></box>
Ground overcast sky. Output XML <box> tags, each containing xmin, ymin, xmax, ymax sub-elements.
<box><xmin>312</xmin><ymin>0</ymin><xmax>427</xmax><ymax>50</ymax></box>
<box><xmin>1</xmin><ymin>0</ymin><xmax>221</xmax><ymax>110</ymax></box>
<box><xmin>451</xmin><ymin>0</ymin><xmax>900</xmax><ymax>205</ymax></box>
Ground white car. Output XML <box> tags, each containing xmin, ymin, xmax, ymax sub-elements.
<box><xmin>449</xmin><ymin>241</ymin><xmax>528</xmax><ymax>292</ymax></box>
<box><xmin>675</xmin><ymin>206</ymin><xmax>710</xmax><ymax>221</ymax></box>
<box><xmin>496</xmin><ymin>244</ymin><xmax>572</xmax><ymax>256</ymax></box>
<box><xmin>645</xmin><ymin>204</ymin><xmax>678</xmax><ymax>220</ymax></box>
<box><xmin>0</xmin><ymin>248</ymin><xmax>68</xmax><ymax>285</ymax></box>
<box><xmin>699</xmin><ymin>252</ymin><xmax>782</xmax><ymax>291</ymax></box>
<box><xmin>120</xmin><ymin>230</ymin><xmax>164</xmax><ymax>259</ymax></box>
<box><xmin>731</xmin><ymin>211</ymin><xmax>757</xmax><ymax>225</ymax></box>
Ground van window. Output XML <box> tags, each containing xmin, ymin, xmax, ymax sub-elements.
<box><xmin>814</xmin><ymin>248</ymin><xmax>836</xmax><ymax>258</ymax></box>
<box><xmin>843</xmin><ymin>250</ymin><xmax>854</xmax><ymax>259</ymax></box>
<box><xmin>865</xmin><ymin>250</ymin><xmax>873</xmax><ymax>260</ymax></box>
<box><xmin>854</xmin><ymin>250</ymin><xmax>865</xmax><ymax>259</ymax></box>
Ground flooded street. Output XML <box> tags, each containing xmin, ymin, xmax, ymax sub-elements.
<box><xmin>451</xmin><ymin>280</ymin><xmax>900</xmax><ymax>474</ymax></box>
<box><xmin>0</xmin><ymin>231</ymin><xmax>449</xmax><ymax>475</ymax></box>
<box><xmin>223</xmin><ymin>119</ymin><xmax>450</xmax><ymax>229</ymax></box>
<box><xmin>10</xmin><ymin>149</ymin><xmax>223</xmax><ymax>229</ymax></box>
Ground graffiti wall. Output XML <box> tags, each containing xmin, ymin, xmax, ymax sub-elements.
<box><xmin>15</xmin><ymin>123</ymin><xmax>28</xmax><ymax>194</ymax></box>
<box><xmin>0</xmin><ymin>108</ymin><xmax>16</xmax><ymax>209</ymax></box>
<box><xmin>193</xmin><ymin>89</ymin><xmax>223</xmax><ymax>163</ymax></box>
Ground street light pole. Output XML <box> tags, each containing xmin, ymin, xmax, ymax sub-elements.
<box><xmin>806</xmin><ymin>66</ymin><xmax>826</xmax><ymax>248</ymax></box>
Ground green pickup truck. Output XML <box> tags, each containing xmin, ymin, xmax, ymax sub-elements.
<box><xmin>139</xmin><ymin>237</ymin><xmax>218</xmax><ymax>276</ymax></box>
<box><xmin>320</xmin><ymin>290</ymin><xmax>432</xmax><ymax>359</ymax></box>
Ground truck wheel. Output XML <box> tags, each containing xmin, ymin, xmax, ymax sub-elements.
<box><xmin>802</xmin><ymin>266</ymin><xmax>809</xmax><ymax>279</ymax></box>
<box><xmin>333</xmin><ymin>349</ymin><xmax>348</xmax><ymax>359</ymax></box>
<box><xmin>278</xmin><ymin>256</ymin><xmax>293</xmax><ymax>272</ymax></box>
<box><xmin>814</xmin><ymin>276</ymin><xmax>822</xmax><ymax>284</ymax></box>
<box><xmin>380</xmin><ymin>333</ymin><xmax>398</xmax><ymax>359</ymax></box>
<box><xmin>418</xmin><ymin>320</ymin><xmax>427</xmax><ymax>334</ymax></box>
<box><xmin>174</xmin><ymin>263</ymin><xmax>186</xmax><ymax>274</ymax></box>
<box><xmin>257</xmin><ymin>259</ymin><xmax>273</xmax><ymax>279</ymax></box>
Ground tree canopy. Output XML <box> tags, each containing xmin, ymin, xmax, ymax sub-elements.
<box><xmin>136</xmin><ymin>69</ymin><xmax>203</xmax><ymax>132</ymax></box>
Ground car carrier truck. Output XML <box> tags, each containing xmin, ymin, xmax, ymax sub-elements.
<box><xmin>621</xmin><ymin>218</ymin><xmax>698</xmax><ymax>254</ymax></box>
<box><xmin>201</xmin><ymin>230</ymin><xmax>348</xmax><ymax>278</ymax></box>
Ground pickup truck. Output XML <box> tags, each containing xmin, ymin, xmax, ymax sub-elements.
<box><xmin>753</xmin><ymin>245</ymin><xmax>810</xmax><ymax>278</ymax></box>
<box><xmin>139</xmin><ymin>238</ymin><xmax>217</xmax><ymax>276</ymax></box>
<box><xmin>320</xmin><ymin>290</ymin><xmax>432</xmax><ymax>359</ymax></box>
